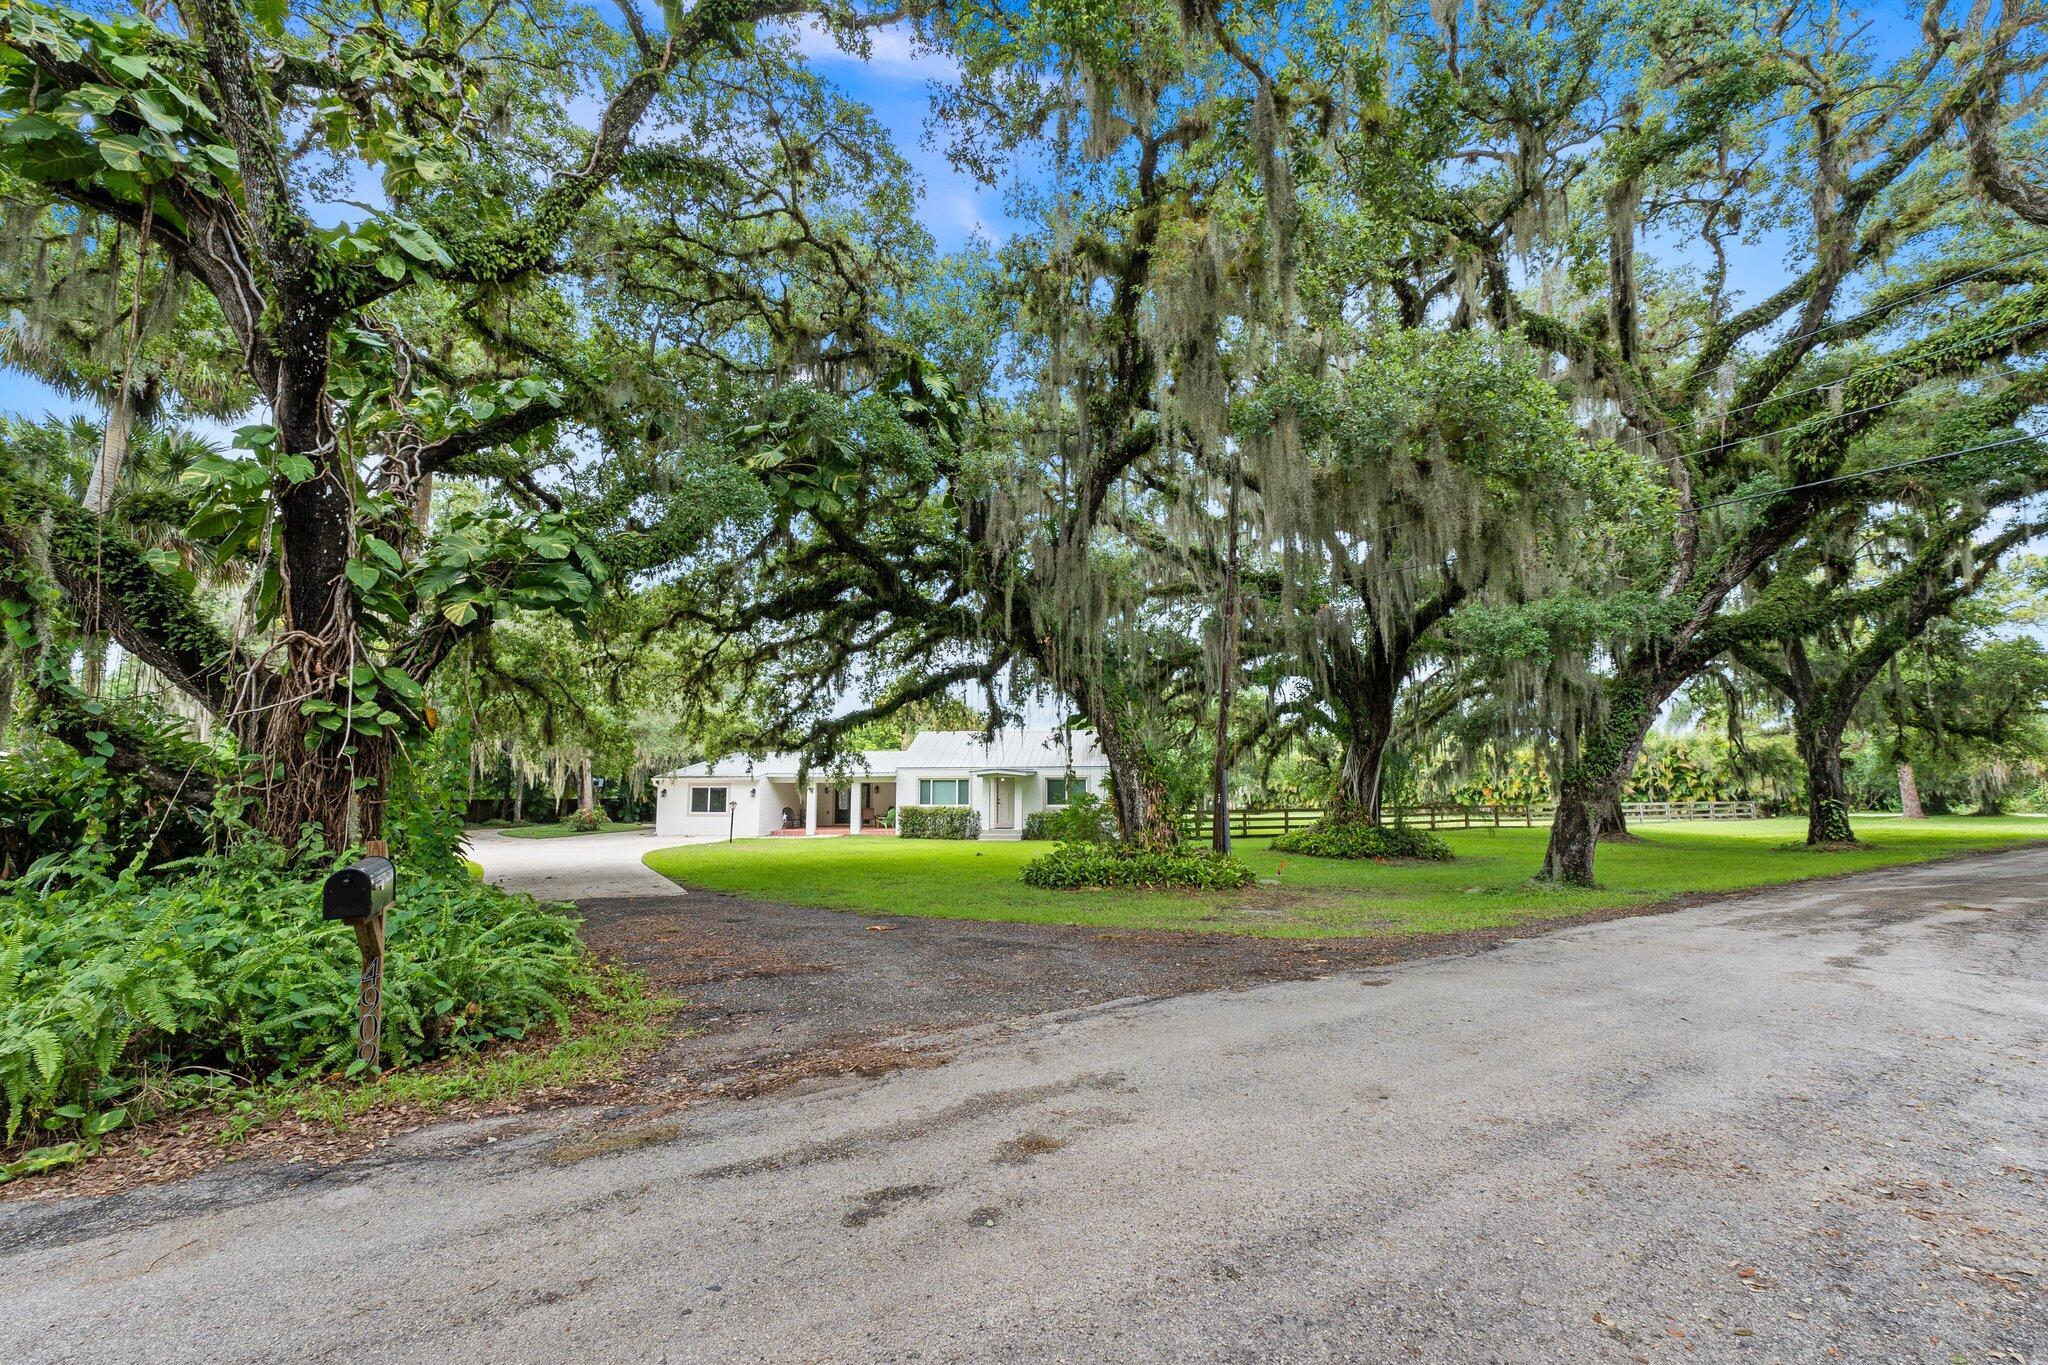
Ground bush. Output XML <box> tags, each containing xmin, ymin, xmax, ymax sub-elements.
<box><xmin>1022</xmin><ymin>791</ymin><xmax>1114</xmax><ymax>843</ymax></box>
<box><xmin>1021</xmin><ymin>841</ymin><xmax>1256</xmax><ymax>891</ymax></box>
<box><xmin>897</xmin><ymin>805</ymin><xmax>980</xmax><ymax>839</ymax></box>
<box><xmin>1270</xmin><ymin>820</ymin><xmax>1453</xmax><ymax>861</ymax></box>
<box><xmin>0</xmin><ymin>728</ymin><xmax>211</xmax><ymax>880</ymax></box>
<box><xmin>0</xmin><ymin>840</ymin><xmax>594</xmax><ymax>1160</ymax></box>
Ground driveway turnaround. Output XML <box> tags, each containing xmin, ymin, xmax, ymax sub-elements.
<box><xmin>465</xmin><ymin>826</ymin><xmax>705</xmax><ymax>901</ymax></box>
<box><xmin>5</xmin><ymin>849</ymin><xmax>2044</xmax><ymax>1362</ymax></box>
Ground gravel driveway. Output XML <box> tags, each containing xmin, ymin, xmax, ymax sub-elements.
<box><xmin>4</xmin><ymin>847</ymin><xmax>2044</xmax><ymax>1362</ymax></box>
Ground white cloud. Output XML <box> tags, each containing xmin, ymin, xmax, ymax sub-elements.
<box><xmin>778</xmin><ymin>18</ymin><xmax>960</xmax><ymax>83</ymax></box>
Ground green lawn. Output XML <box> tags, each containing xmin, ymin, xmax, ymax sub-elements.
<box><xmin>642</xmin><ymin>815</ymin><xmax>2047</xmax><ymax>940</ymax></box>
<box><xmin>498</xmin><ymin>820</ymin><xmax>650</xmax><ymax>840</ymax></box>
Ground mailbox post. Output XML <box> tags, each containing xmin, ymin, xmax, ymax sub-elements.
<box><xmin>323</xmin><ymin>839</ymin><xmax>397</xmax><ymax>1069</ymax></box>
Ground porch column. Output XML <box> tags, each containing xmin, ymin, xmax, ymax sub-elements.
<box><xmin>805</xmin><ymin>783</ymin><xmax>817</xmax><ymax>836</ymax></box>
<box><xmin>852</xmin><ymin>783</ymin><xmax>862</xmax><ymax>835</ymax></box>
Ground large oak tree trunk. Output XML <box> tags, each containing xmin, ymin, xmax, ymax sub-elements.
<box><xmin>1210</xmin><ymin>459</ymin><xmax>1240</xmax><ymax>854</ymax></box>
<box><xmin>256</xmin><ymin>349</ymin><xmax>385</xmax><ymax>848</ymax></box>
<box><xmin>1540</xmin><ymin>680</ymin><xmax>1661</xmax><ymax>886</ymax></box>
<box><xmin>1093</xmin><ymin>707</ymin><xmax>1179</xmax><ymax>852</ymax></box>
<box><xmin>1331</xmin><ymin>721</ymin><xmax>1391</xmax><ymax>827</ymax></box>
<box><xmin>1543</xmin><ymin>785</ymin><xmax>1601</xmax><ymax>886</ymax></box>
<box><xmin>1322</xmin><ymin>621</ymin><xmax>1400</xmax><ymax>828</ymax></box>
<box><xmin>1798</xmin><ymin>721</ymin><xmax>1856</xmax><ymax>845</ymax></box>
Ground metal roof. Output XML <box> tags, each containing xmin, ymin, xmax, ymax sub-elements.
<box><xmin>898</xmin><ymin>728</ymin><xmax>1105</xmax><ymax>771</ymax></box>
<box><xmin>658</xmin><ymin>729</ymin><xmax>1107</xmax><ymax>782</ymax></box>
<box><xmin>657</xmin><ymin>749</ymin><xmax>902</xmax><ymax>781</ymax></box>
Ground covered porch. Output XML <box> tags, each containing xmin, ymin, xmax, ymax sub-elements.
<box><xmin>766</xmin><ymin>777</ymin><xmax>899</xmax><ymax>835</ymax></box>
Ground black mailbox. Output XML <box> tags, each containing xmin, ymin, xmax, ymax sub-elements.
<box><xmin>323</xmin><ymin>855</ymin><xmax>397</xmax><ymax>922</ymax></box>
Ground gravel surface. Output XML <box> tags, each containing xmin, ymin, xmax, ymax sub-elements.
<box><xmin>577</xmin><ymin>887</ymin><xmax>1599</xmax><ymax>1096</ymax></box>
<box><xmin>4</xmin><ymin>847</ymin><xmax>2044</xmax><ymax>1363</ymax></box>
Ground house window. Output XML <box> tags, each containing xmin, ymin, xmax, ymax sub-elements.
<box><xmin>690</xmin><ymin>785</ymin><xmax>728</xmax><ymax>814</ymax></box>
<box><xmin>1046</xmin><ymin>775</ymin><xmax>1086</xmax><ymax>805</ymax></box>
<box><xmin>919</xmin><ymin>778</ymin><xmax>968</xmax><ymax>805</ymax></box>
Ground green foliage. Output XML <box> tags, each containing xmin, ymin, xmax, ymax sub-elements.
<box><xmin>1022</xmin><ymin>791</ymin><xmax>1114</xmax><ymax>843</ymax></box>
<box><xmin>383</xmin><ymin>714</ymin><xmax>481</xmax><ymax>874</ymax></box>
<box><xmin>1270</xmin><ymin>820</ymin><xmax>1453</xmax><ymax>862</ymax></box>
<box><xmin>0</xmin><ymin>729</ymin><xmax>209</xmax><ymax>879</ymax></box>
<box><xmin>0</xmin><ymin>842</ymin><xmax>592</xmax><ymax>1155</ymax></box>
<box><xmin>1436</xmin><ymin>735</ymin><xmax>1796</xmax><ymax>809</ymax></box>
<box><xmin>1020</xmin><ymin>842</ymin><xmax>1257</xmax><ymax>891</ymax></box>
<box><xmin>210</xmin><ymin>966</ymin><xmax>670</xmax><ymax>1148</ymax></box>
<box><xmin>897</xmin><ymin>804</ymin><xmax>981</xmax><ymax>840</ymax></box>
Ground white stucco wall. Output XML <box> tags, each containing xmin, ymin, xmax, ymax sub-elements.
<box><xmin>658</xmin><ymin>759</ymin><xmax>1109</xmax><ymax>840</ymax></box>
<box><xmin>654</xmin><ymin>777</ymin><xmax>763</xmax><ymax>839</ymax></box>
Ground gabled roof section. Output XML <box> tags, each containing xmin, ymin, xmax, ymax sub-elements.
<box><xmin>899</xmin><ymin>728</ymin><xmax>1104</xmax><ymax>771</ymax></box>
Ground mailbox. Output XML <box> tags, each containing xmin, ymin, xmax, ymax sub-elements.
<box><xmin>323</xmin><ymin>855</ymin><xmax>397</xmax><ymax>922</ymax></box>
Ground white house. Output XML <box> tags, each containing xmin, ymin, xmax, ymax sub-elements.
<box><xmin>652</xmin><ymin>728</ymin><xmax>1109</xmax><ymax>841</ymax></box>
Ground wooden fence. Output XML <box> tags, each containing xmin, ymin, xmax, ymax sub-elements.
<box><xmin>1177</xmin><ymin>798</ymin><xmax>1762</xmax><ymax>839</ymax></box>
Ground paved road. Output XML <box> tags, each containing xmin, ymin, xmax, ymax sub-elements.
<box><xmin>465</xmin><ymin>826</ymin><xmax>706</xmax><ymax>901</ymax></box>
<box><xmin>5</xmin><ymin>849</ymin><xmax>2045</xmax><ymax>1362</ymax></box>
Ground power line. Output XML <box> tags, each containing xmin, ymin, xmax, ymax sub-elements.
<box><xmin>1728</xmin><ymin>243</ymin><xmax>2048</xmax><ymax>366</ymax></box>
<box><xmin>1708</xmin><ymin>317</ymin><xmax>2048</xmax><ymax>427</ymax></box>
<box><xmin>1694</xmin><ymin>433</ymin><xmax>2042</xmax><ymax>512</ymax></box>
<box><xmin>1687</xmin><ymin>362</ymin><xmax>2043</xmax><ymax>462</ymax></box>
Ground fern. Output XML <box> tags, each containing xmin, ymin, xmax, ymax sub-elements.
<box><xmin>1</xmin><ymin>841</ymin><xmax>590</xmax><ymax>1155</ymax></box>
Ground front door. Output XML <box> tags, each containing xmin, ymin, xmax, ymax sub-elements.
<box><xmin>993</xmin><ymin>777</ymin><xmax>1014</xmax><ymax>829</ymax></box>
<box><xmin>832</xmin><ymin>786</ymin><xmax>853</xmax><ymax>825</ymax></box>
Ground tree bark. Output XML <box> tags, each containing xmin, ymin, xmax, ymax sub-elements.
<box><xmin>1331</xmin><ymin>721</ymin><xmax>1390</xmax><ymax>826</ymax></box>
<box><xmin>1316</xmin><ymin>602</ymin><xmax>1407</xmax><ymax>829</ymax></box>
<box><xmin>77</xmin><ymin>386</ymin><xmax>136</xmax><ymax>699</ymax></box>
<box><xmin>1094</xmin><ymin>707</ymin><xmax>1179</xmax><ymax>852</ymax></box>
<box><xmin>1896</xmin><ymin>763</ymin><xmax>1924</xmax><ymax>819</ymax></box>
<box><xmin>1540</xmin><ymin>678</ymin><xmax>1662</xmax><ymax>885</ymax></box>
<box><xmin>1596</xmin><ymin>791</ymin><xmax>1642</xmax><ymax>842</ymax></box>
<box><xmin>1798</xmin><ymin>722</ymin><xmax>1856</xmax><ymax>845</ymax></box>
<box><xmin>579</xmin><ymin>757</ymin><xmax>596</xmax><ymax>817</ymax></box>
<box><xmin>1542</xmin><ymin>785</ymin><xmax>1602</xmax><ymax>886</ymax></box>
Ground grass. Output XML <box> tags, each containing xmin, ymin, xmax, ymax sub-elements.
<box><xmin>643</xmin><ymin>815</ymin><xmax>2047</xmax><ymax>941</ymax></box>
<box><xmin>498</xmin><ymin>819</ymin><xmax>650</xmax><ymax>840</ymax></box>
